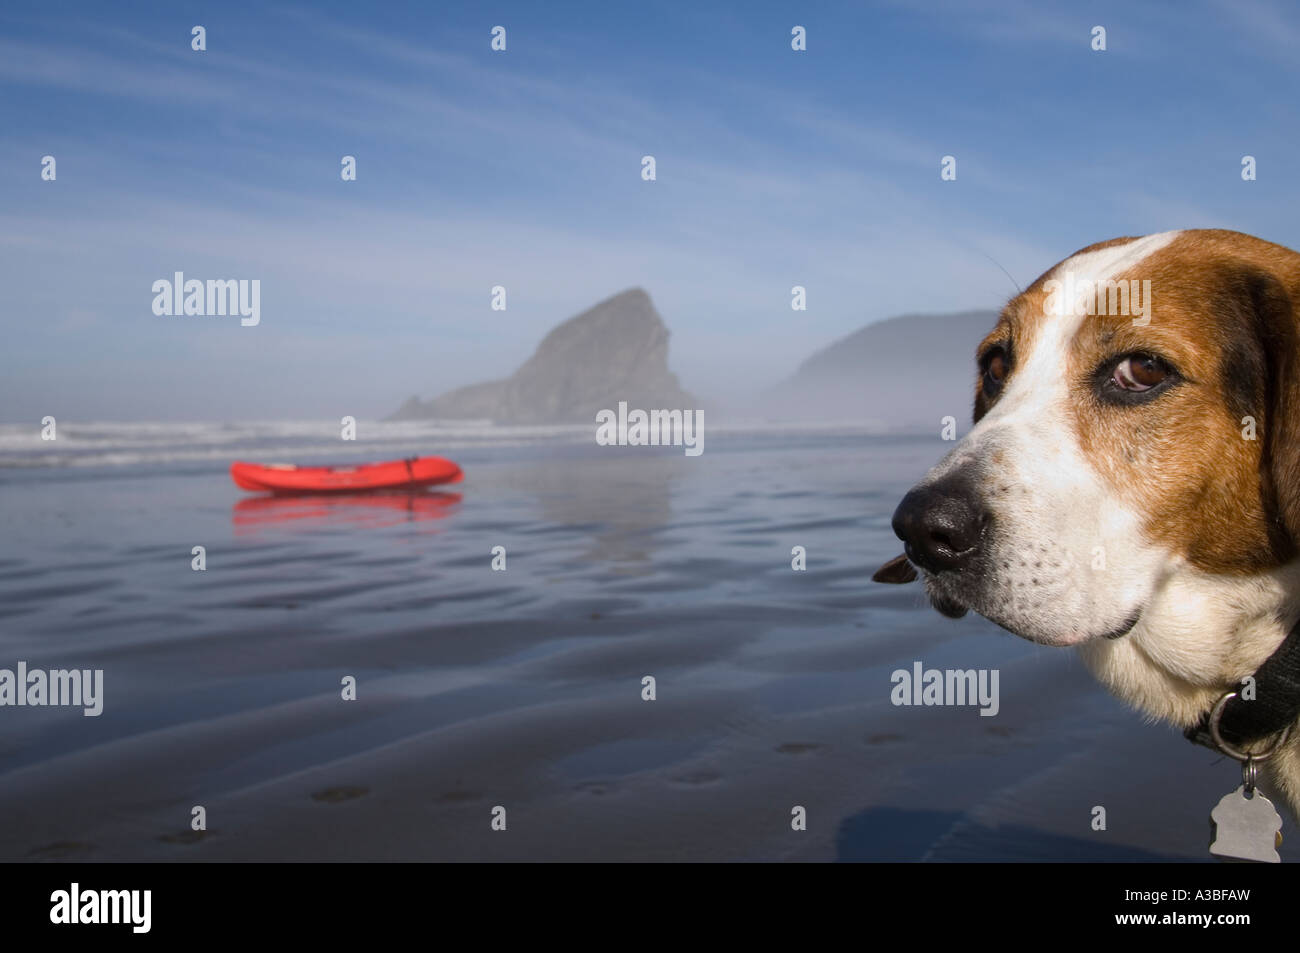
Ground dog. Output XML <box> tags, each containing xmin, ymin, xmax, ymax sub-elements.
<box><xmin>875</xmin><ymin>228</ymin><xmax>1300</xmax><ymax>822</ymax></box>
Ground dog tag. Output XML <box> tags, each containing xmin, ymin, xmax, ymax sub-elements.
<box><xmin>1209</xmin><ymin>786</ymin><xmax>1282</xmax><ymax>863</ymax></box>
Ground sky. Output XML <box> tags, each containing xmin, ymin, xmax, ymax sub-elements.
<box><xmin>2</xmin><ymin>0</ymin><xmax>1298</xmax><ymax>421</ymax></box>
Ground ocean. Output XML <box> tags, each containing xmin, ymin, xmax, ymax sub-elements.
<box><xmin>0</xmin><ymin>421</ymin><xmax>1279</xmax><ymax>861</ymax></box>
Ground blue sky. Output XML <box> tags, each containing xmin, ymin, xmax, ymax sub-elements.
<box><xmin>2</xmin><ymin>0</ymin><xmax>1298</xmax><ymax>421</ymax></box>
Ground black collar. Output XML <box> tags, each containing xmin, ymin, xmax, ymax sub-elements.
<box><xmin>1185</xmin><ymin>617</ymin><xmax>1300</xmax><ymax>752</ymax></box>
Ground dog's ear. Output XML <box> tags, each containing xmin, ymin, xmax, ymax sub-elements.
<box><xmin>872</xmin><ymin>552</ymin><xmax>917</xmax><ymax>583</ymax></box>
<box><xmin>1237</xmin><ymin>266</ymin><xmax>1300</xmax><ymax>559</ymax></box>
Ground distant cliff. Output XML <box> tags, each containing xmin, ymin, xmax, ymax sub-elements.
<box><xmin>390</xmin><ymin>289</ymin><xmax>696</xmax><ymax>424</ymax></box>
<box><xmin>760</xmin><ymin>310</ymin><xmax>996</xmax><ymax>427</ymax></box>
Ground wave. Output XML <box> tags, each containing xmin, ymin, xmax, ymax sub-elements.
<box><xmin>0</xmin><ymin>419</ymin><xmax>590</xmax><ymax>470</ymax></box>
<box><xmin>0</xmin><ymin>417</ymin><xmax>912</xmax><ymax>471</ymax></box>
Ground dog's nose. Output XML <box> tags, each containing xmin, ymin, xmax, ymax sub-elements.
<box><xmin>891</xmin><ymin>477</ymin><xmax>987</xmax><ymax>574</ymax></box>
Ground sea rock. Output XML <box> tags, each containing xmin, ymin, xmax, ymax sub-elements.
<box><xmin>391</xmin><ymin>288</ymin><xmax>695</xmax><ymax>424</ymax></box>
<box><xmin>761</xmin><ymin>310</ymin><xmax>996</xmax><ymax>427</ymax></box>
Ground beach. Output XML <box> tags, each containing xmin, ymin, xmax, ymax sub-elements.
<box><xmin>0</xmin><ymin>423</ymin><xmax>1281</xmax><ymax>861</ymax></box>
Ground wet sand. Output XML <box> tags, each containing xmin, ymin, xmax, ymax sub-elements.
<box><xmin>0</xmin><ymin>430</ymin><xmax>1285</xmax><ymax>861</ymax></box>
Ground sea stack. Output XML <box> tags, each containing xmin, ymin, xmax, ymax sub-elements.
<box><xmin>390</xmin><ymin>288</ymin><xmax>696</xmax><ymax>425</ymax></box>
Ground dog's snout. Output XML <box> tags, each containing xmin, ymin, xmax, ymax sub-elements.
<box><xmin>891</xmin><ymin>477</ymin><xmax>988</xmax><ymax>574</ymax></box>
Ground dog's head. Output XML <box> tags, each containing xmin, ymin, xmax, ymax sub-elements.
<box><xmin>883</xmin><ymin>230</ymin><xmax>1300</xmax><ymax>653</ymax></box>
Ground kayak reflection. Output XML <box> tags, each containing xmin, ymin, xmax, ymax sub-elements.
<box><xmin>232</xmin><ymin>489</ymin><xmax>463</xmax><ymax>531</ymax></box>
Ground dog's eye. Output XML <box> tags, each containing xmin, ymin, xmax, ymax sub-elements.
<box><xmin>981</xmin><ymin>348</ymin><xmax>1008</xmax><ymax>396</ymax></box>
<box><xmin>1112</xmin><ymin>354</ymin><xmax>1168</xmax><ymax>391</ymax></box>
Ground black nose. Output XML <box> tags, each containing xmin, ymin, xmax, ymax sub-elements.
<box><xmin>891</xmin><ymin>477</ymin><xmax>988</xmax><ymax>574</ymax></box>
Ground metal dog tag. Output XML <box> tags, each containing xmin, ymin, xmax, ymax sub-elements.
<box><xmin>1209</xmin><ymin>786</ymin><xmax>1282</xmax><ymax>863</ymax></box>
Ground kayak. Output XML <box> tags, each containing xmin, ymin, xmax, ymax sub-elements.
<box><xmin>230</xmin><ymin>456</ymin><xmax>463</xmax><ymax>493</ymax></box>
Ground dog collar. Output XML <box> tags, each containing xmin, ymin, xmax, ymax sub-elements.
<box><xmin>1185</xmin><ymin>616</ymin><xmax>1300</xmax><ymax>755</ymax></box>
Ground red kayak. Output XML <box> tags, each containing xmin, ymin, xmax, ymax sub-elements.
<box><xmin>230</xmin><ymin>456</ymin><xmax>463</xmax><ymax>493</ymax></box>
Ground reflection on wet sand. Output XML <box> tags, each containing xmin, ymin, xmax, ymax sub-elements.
<box><xmin>231</xmin><ymin>490</ymin><xmax>463</xmax><ymax>533</ymax></box>
<box><xmin>508</xmin><ymin>451</ymin><xmax>684</xmax><ymax>570</ymax></box>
